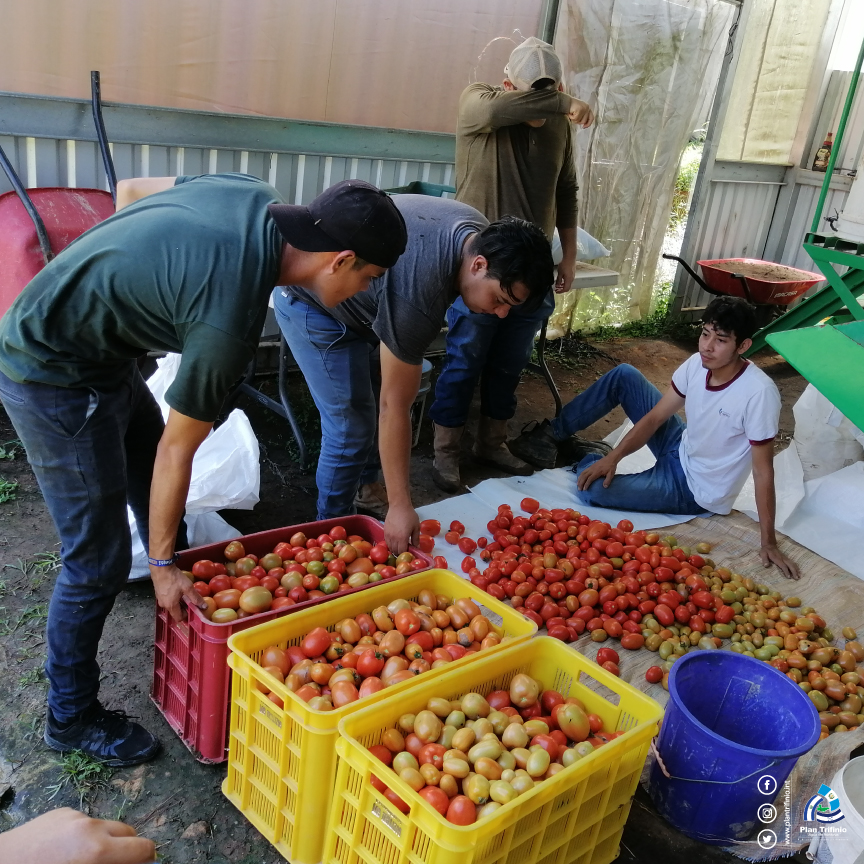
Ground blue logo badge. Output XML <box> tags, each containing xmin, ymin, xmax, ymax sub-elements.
<box><xmin>804</xmin><ymin>784</ymin><xmax>845</xmax><ymax>824</ymax></box>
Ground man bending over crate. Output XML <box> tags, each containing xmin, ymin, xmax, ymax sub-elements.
<box><xmin>510</xmin><ymin>297</ymin><xmax>800</xmax><ymax>579</ymax></box>
<box><xmin>274</xmin><ymin>196</ymin><xmax>554</xmax><ymax>554</ymax></box>
<box><xmin>0</xmin><ymin>174</ymin><xmax>406</xmax><ymax>766</ymax></box>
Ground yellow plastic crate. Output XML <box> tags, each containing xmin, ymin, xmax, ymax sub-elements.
<box><xmin>222</xmin><ymin>568</ymin><xmax>536</xmax><ymax>864</ymax></box>
<box><xmin>324</xmin><ymin>637</ymin><xmax>663</xmax><ymax>864</ymax></box>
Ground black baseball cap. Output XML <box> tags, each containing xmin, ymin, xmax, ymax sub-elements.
<box><xmin>268</xmin><ymin>180</ymin><xmax>407</xmax><ymax>269</ymax></box>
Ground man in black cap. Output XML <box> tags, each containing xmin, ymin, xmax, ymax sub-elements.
<box><xmin>0</xmin><ymin>172</ymin><xmax>406</xmax><ymax>766</ymax></box>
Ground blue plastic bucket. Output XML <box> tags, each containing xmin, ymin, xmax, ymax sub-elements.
<box><xmin>648</xmin><ymin>651</ymin><xmax>820</xmax><ymax>844</ymax></box>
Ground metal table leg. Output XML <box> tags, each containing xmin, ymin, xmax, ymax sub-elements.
<box><xmin>222</xmin><ymin>337</ymin><xmax>310</xmax><ymax>470</ymax></box>
<box><xmin>528</xmin><ymin>318</ymin><xmax>563</xmax><ymax>416</ymax></box>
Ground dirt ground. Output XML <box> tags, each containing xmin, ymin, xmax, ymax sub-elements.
<box><xmin>0</xmin><ymin>333</ymin><xmax>810</xmax><ymax>864</ymax></box>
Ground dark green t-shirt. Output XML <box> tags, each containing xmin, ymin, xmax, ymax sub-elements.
<box><xmin>0</xmin><ymin>173</ymin><xmax>283</xmax><ymax>421</ymax></box>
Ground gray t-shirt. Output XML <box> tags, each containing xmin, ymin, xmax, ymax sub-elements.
<box><xmin>284</xmin><ymin>195</ymin><xmax>487</xmax><ymax>364</ymax></box>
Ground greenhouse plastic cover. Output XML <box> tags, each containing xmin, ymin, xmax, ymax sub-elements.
<box><xmin>551</xmin><ymin>0</ymin><xmax>735</xmax><ymax>332</ymax></box>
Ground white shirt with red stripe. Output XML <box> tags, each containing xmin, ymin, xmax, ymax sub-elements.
<box><xmin>671</xmin><ymin>353</ymin><xmax>780</xmax><ymax>515</ymax></box>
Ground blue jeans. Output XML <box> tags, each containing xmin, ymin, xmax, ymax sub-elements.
<box><xmin>0</xmin><ymin>364</ymin><xmax>187</xmax><ymax>722</ymax></box>
<box><xmin>551</xmin><ymin>364</ymin><xmax>705</xmax><ymax>515</ymax></box>
<box><xmin>429</xmin><ymin>291</ymin><xmax>556</xmax><ymax>427</ymax></box>
<box><xmin>273</xmin><ymin>291</ymin><xmax>379</xmax><ymax>519</ymax></box>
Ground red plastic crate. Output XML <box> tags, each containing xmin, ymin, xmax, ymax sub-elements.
<box><xmin>151</xmin><ymin>515</ymin><xmax>431</xmax><ymax>763</ymax></box>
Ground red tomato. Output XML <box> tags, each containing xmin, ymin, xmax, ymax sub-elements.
<box><xmin>595</xmin><ymin>647</ymin><xmax>619</xmax><ymax>666</ymax></box>
<box><xmin>446</xmin><ymin>795</ymin><xmax>476</xmax><ymax>826</ymax></box>
<box><xmin>418</xmin><ymin>743</ymin><xmax>446</xmax><ymax>769</ymax></box>
<box><xmin>645</xmin><ymin>666</ymin><xmax>663</xmax><ymax>684</ymax></box>
<box><xmin>432</xmin><ymin>556</ymin><xmax>448</xmax><ymax>569</ymax></box>
<box><xmin>385</xmin><ymin>787</ymin><xmax>410</xmax><ymax>814</ymax></box>
<box><xmin>208</xmin><ymin>575</ymin><xmax>232</xmax><ymax>595</ymax></box>
<box><xmin>419</xmin><ymin>786</ymin><xmax>449</xmax><ymax>815</ymax></box>
<box><xmin>356</xmin><ymin>649</ymin><xmax>385</xmax><ymax>678</ymax></box>
<box><xmin>449</xmin><ymin>520</ymin><xmax>465</xmax><ymax>535</ymax></box>
<box><xmin>418</xmin><ymin>534</ymin><xmax>435</xmax><ymax>553</ymax></box>
<box><xmin>617</xmin><ymin>519</ymin><xmax>634</xmax><ymax>532</ymax></box>
<box><xmin>461</xmin><ymin>556</ymin><xmax>476</xmax><ymax>573</ymax></box>
<box><xmin>419</xmin><ymin>519</ymin><xmax>441</xmax><ymax>537</ymax></box>
<box><xmin>271</xmin><ymin>597</ymin><xmax>295</xmax><ymax>610</ymax></box>
<box><xmin>329</xmin><ymin>525</ymin><xmax>347</xmax><ymax>541</ymax></box>
<box><xmin>369</xmin><ymin>544</ymin><xmax>390</xmax><ymax>565</ymax></box>
<box><xmin>301</xmin><ymin>627</ymin><xmax>331</xmax><ymax>658</ymax></box>
<box><xmin>192</xmin><ymin>581</ymin><xmax>211</xmax><ymax>597</ymax></box>
<box><xmin>457</xmin><ymin>537</ymin><xmax>477</xmax><ymax>554</ymax></box>
<box><xmin>191</xmin><ymin>560</ymin><xmax>216</xmax><ymax>580</ymax></box>
<box><xmin>444</xmin><ymin>531</ymin><xmax>461</xmax><ymax>545</ymax></box>
<box><xmin>521</xmin><ymin>497</ymin><xmax>540</xmax><ymax>513</ymax></box>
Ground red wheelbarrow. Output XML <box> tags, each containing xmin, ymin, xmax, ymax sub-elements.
<box><xmin>0</xmin><ymin>72</ymin><xmax>117</xmax><ymax>317</ymax></box>
<box><xmin>663</xmin><ymin>253</ymin><xmax>824</xmax><ymax>326</ymax></box>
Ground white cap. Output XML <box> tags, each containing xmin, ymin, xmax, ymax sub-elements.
<box><xmin>504</xmin><ymin>37</ymin><xmax>563</xmax><ymax>91</ymax></box>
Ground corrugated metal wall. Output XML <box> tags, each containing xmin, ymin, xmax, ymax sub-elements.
<box><xmin>0</xmin><ymin>133</ymin><xmax>455</xmax><ymax>205</ymax></box>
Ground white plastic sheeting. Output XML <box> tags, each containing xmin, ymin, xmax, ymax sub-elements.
<box><xmin>554</xmin><ymin>0</ymin><xmax>734</xmax><ymax>327</ymax></box>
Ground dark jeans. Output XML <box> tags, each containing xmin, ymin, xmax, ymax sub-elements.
<box><xmin>273</xmin><ymin>291</ymin><xmax>380</xmax><ymax>519</ymax></box>
<box><xmin>0</xmin><ymin>364</ymin><xmax>186</xmax><ymax>722</ymax></box>
<box><xmin>551</xmin><ymin>364</ymin><xmax>706</xmax><ymax>515</ymax></box>
<box><xmin>428</xmin><ymin>291</ymin><xmax>556</xmax><ymax>427</ymax></box>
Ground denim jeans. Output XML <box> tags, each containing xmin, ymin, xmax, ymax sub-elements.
<box><xmin>0</xmin><ymin>364</ymin><xmax>187</xmax><ymax>722</ymax></box>
<box><xmin>428</xmin><ymin>291</ymin><xmax>556</xmax><ymax>428</ymax></box>
<box><xmin>551</xmin><ymin>364</ymin><xmax>706</xmax><ymax>515</ymax></box>
<box><xmin>273</xmin><ymin>291</ymin><xmax>379</xmax><ymax>519</ymax></box>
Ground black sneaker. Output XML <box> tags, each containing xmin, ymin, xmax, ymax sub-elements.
<box><xmin>559</xmin><ymin>435</ymin><xmax>613</xmax><ymax>463</ymax></box>
<box><xmin>509</xmin><ymin>419</ymin><xmax>561</xmax><ymax>469</ymax></box>
<box><xmin>45</xmin><ymin>702</ymin><xmax>161</xmax><ymax>767</ymax></box>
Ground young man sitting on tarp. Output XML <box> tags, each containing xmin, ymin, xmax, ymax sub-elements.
<box><xmin>511</xmin><ymin>296</ymin><xmax>800</xmax><ymax>579</ymax></box>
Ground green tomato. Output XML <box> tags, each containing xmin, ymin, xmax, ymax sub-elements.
<box><xmin>319</xmin><ymin>575</ymin><xmax>340</xmax><ymax>595</ymax></box>
<box><xmin>306</xmin><ymin>560</ymin><xmax>326</xmax><ymax>577</ymax></box>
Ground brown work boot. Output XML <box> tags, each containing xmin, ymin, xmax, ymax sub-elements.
<box><xmin>354</xmin><ymin>482</ymin><xmax>389</xmax><ymax>519</ymax></box>
<box><xmin>432</xmin><ymin>424</ymin><xmax>464</xmax><ymax>493</ymax></box>
<box><xmin>473</xmin><ymin>416</ymin><xmax>533</xmax><ymax>476</ymax></box>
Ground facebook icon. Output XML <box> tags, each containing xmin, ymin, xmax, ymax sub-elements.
<box><xmin>758</xmin><ymin>775</ymin><xmax>778</xmax><ymax>796</ymax></box>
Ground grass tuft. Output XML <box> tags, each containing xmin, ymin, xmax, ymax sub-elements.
<box><xmin>46</xmin><ymin>750</ymin><xmax>114</xmax><ymax>809</ymax></box>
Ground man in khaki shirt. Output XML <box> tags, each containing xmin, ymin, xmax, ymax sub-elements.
<box><xmin>429</xmin><ymin>38</ymin><xmax>593</xmax><ymax>491</ymax></box>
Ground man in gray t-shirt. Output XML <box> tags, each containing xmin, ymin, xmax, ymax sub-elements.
<box><xmin>275</xmin><ymin>194</ymin><xmax>554</xmax><ymax>551</ymax></box>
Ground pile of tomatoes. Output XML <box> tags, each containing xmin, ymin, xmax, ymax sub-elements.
<box><xmin>368</xmin><ymin>674</ymin><xmax>617</xmax><ymax>825</ymax></box>
<box><xmin>425</xmin><ymin>500</ymin><xmax>710</xmax><ymax>665</ymax></box>
<box><xmin>184</xmin><ymin>529</ymin><xmax>426</xmax><ymax>624</ymax></box>
<box><xmin>253</xmin><ymin>592</ymin><xmax>504</xmax><ymax>711</ymax></box>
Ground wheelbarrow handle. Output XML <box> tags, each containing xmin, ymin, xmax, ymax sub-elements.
<box><xmin>730</xmin><ymin>273</ymin><xmax>755</xmax><ymax>305</ymax></box>
<box><xmin>91</xmin><ymin>71</ymin><xmax>118</xmax><ymax>202</ymax></box>
<box><xmin>0</xmin><ymin>143</ymin><xmax>53</xmax><ymax>265</ymax></box>
<box><xmin>661</xmin><ymin>253</ymin><xmax>722</xmax><ymax>296</ymax></box>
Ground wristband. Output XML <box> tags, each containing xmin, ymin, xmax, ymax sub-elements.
<box><xmin>148</xmin><ymin>554</ymin><xmax>179</xmax><ymax>567</ymax></box>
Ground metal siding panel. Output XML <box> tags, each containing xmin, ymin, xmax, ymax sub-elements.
<box><xmin>0</xmin><ymin>135</ymin><xmax>19</xmax><ymax>195</ymax></box>
<box><xmin>182</xmin><ymin>148</ymin><xmax>206</xmax><ymax>176</ymax></box>
<box><xmin>273</xmin><ymin>152</ymin><xmax>297</xmax><ymax>201</ymax></box>
<box><xmin>73</xmin><ymin>140</ymin><xmax>104</xmax><ymax>189</ymax></box>
<box><xmin>147</xmin><ymin>145</ymin><xmax>170</xmax><ymax>177</ymax></box>
<box><xmin>245</xmin><ymin>151</ymin><xmax>267</xmax><ymax>180</ymax></box>
<box><xmin>299</xmin><ymin>155</ymin><xmax>321</xmax><ymax>203</ymax></box>
<box><xmin>34</xmin><ymin>136</ymin><xmax>60</xmax><ymax>187</ymax></box>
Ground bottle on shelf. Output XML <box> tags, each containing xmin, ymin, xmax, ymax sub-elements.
<box><xmin>813</xmin><ymin>132</ymin><xmax>834</xmax><ymax>172</ymax></box>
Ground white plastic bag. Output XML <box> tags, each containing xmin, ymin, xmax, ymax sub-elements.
<box><xmin>127</xmin><ymin>353</ymin><xmax>260</xmax><ymax>580</ymax></box>
<box><xmin>551</xmin><ymin>228</ymin><xmax>612</xmax><ymax>264</ymax></box>
<box><xmin>792</xmin><ymin>384</ymin><xmax>864</xmax><ymax>481</ymax></box>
